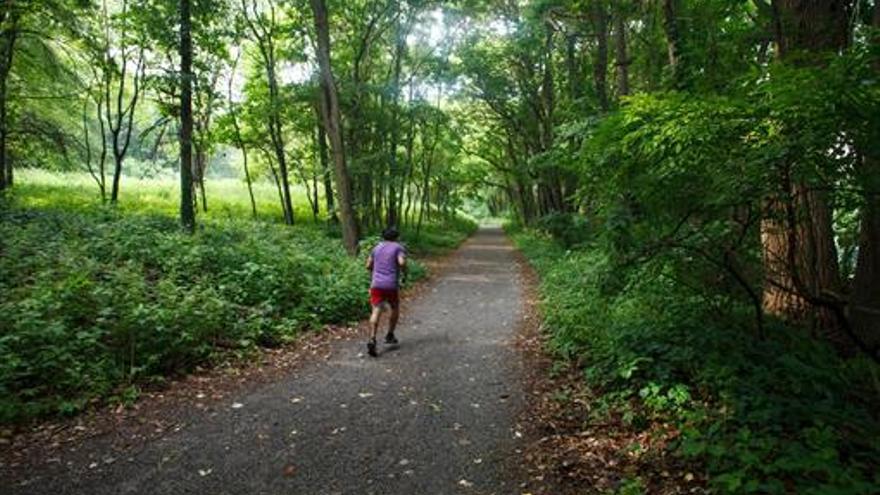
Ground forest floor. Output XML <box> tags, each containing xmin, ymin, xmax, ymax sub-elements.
<box><xmin>1</xmin><ymin>227</ymin><xmax>567</xmax><ymax>495</ymax></box>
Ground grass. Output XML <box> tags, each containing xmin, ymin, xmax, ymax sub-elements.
<box><xmin>12</xmin><ymin>168</ymin><xmax>316</xmax><ymax>223</ymax></box>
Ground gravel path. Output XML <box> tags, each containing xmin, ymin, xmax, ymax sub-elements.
<box><xmin>7</xmin><ymin>227</ymin><xmax>527</xmax><ymax>495</ymax></box>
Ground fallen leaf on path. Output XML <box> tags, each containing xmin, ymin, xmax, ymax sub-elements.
<box><xmin>282</xmin><ymin>464</ymin><xmax>297</xmax><ymax>477</ymax></box>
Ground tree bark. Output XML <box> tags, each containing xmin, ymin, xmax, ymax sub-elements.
<box><xmin>228</xmin><ymin>52</ymin><xmax>256</xmax><ymax>219</ymax></box>
<box><xmin>590</xmin><ymin>2</ymin><xmax>609</xmax><ymax>111</ymax></box>
<box><xmin>0</xmin><ymin>2</ymin><xmax>18</xmax><ymax>191</ymax></box>
<box><xmin>850</xmin><ymin>167</ymin><xmax>880</xmax><ymax>353</ymax></box>
<box><xmin>565</xmin><ymin>35</ymin><xmax>581</xmax><ymax>102</ymax></box>
<box><xmin>849</xmin><ymin>7</ymin><xmax>880</xmax><ymax>354</ymax></box>
<box><xmin>762</xmin><ymin>0</ymin><xmax>853</xmax><ymax>347</ymax></box>
<box><xmin>662</xmin><ymin>0</ymin><xmax>684</xmax><ymax>88</ymax></box>
<box><xmin>613</xmin><ymin>6</ymin><xmax>629</xmax><ymax>97</ymax></box>
<box><xmin>315</xmin><ymin>112</ymin><xmax>335</xmax><ymax>221</ymax></box>
<box><xmin>311</xmin><ymin>0</ymin><xmax>359</xmax><ymax>255</ymax></box>
<box><xmin>386</xmin><ymin>0</ymin><xmax>405</xmax><ymax>228</ymax></box>
<box><xmin>179</xmin><ymin>0</ymin><xmax>195</xmax><ymax>232</ymax></box>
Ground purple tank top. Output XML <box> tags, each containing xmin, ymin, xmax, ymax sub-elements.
<box><xmin>370</xmin><ymin>241</ymin><xmax>405</xmax><ymax>289</ymax></box>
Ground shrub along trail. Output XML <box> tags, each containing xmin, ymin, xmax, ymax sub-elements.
<box><xmin>2</xmin><ymin>227</ymin><xmax>537</xmax><ymax>495</ymax></box>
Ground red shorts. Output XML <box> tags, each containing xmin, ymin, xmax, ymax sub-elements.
<box><xmin>370</xmin><ymin>288</ymin><xmax>399</xmax><ymax>308</ymax></box>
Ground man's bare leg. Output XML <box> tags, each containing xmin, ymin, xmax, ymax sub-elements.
<box><xmin>382</xmin><ymin>304</ymin><xmax>400</xmax><ymax>344</ymax></box>
<box><xmin>369</xmin><ymin>304</ymin><xmax>385</xmax><ymax>341</ymax></box>
<box><xmin>388</xmin><ymin>306</ymin><xmax>399</xmax><ymax>334</ymax></box>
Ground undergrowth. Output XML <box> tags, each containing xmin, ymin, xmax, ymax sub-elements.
<box><xmin>0</xmin><ymin>192</ymin><xmax>474</xmax><ymax>422</ymax></box>
<box><xmin>509</xmin><ymin>226</ymin><xmax>880</xmax><ymax>494</ymax></box>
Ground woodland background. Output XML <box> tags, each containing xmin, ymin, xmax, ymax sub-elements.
<box><xmin>0</xmin><ymin>0</ymin><xmax>879</xmax><ymax>492</ymax></box>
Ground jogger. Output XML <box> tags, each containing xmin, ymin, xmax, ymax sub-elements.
<box><xmin>365</xmin><ymin>227</ymin><xmax>407</xmax><ymax>357</ymax></box>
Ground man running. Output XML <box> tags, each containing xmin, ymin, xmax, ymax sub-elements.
<box><xmin>365</xmin><ymin>227</ymin><xmax>407</xmax><ymax>357</ymax></box>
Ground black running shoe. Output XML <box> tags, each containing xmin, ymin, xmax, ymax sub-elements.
<box><xmin>384</xmin><ymin>333</ymin><xmax>399</xmax><ymax>345</ymax></box>
<box><xmin>367</xmin><ymin>339</ymin><xmax>377</xmax><ymax>357</ymax></box>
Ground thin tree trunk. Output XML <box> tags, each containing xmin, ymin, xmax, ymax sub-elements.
<box><xmin>662</xmin><ymin>0</ymin><xmax>683</xmax><ymax>87</ymax></box>
<box><xmin>315</xmin><ymin>114</ymin><xmax>335</xmax><ymax>222</ymax></box>
<box><xmin>228</xmin><ymin>51</ymin><xmax>256</xmax><ymax>219</ymax></box>
<box><xmin>312</xmin><ymin>171</ymin><xmax>319</xmax><ymax>221</ymax></box>
<box><xmin>241</xmin><ymin>0</ymin><xmax>293</xmax><ymax>225</ymax></box>
<box><xmin>83</xmin><ymin>96</ymin><xmax>107</xmax><ymax>201</ymax></box>
<box><xmin>267</xmin><ymin>65</ymin><xmax>294</xmax><ymax>225</ymax></box>
<box><xmin>311</xmin><ymin>0</ymin><xmax>359</xmax><ymax>255</ymax></box>
<box><xmin>590</xmin><ymin>2</ymin><xmax>609</xmax><ymax>111</ymax></box>
<box><xmin>0</xmin><ymin>4</ymin><xmax>18</xmax><ymax>191</ymax></box>
<box><xmin>386</xmin><ymin>0</ymin><xmax>405</xmax><ymax>228</ymax></box>
<box><xmin>565</xmin><ymin>34</ymin><xmax>582</xmax><ymax>102</ymax></box>
<box><xmin>196</xmin><ymin>150</ymin><xmax>208</xmax><ymax>212</ymax></box>
<box><xmin>179</xmin><ymin>0</ymin><xmax>195</xmax><ymax>232</ymax></box>
<box><xmin>263</xmin><ymin>149</ymin><xmax>285</xmax><ymax>217</ymax></box>
<box><xmin>105</xmin><ymin>0</ymin><xmax>144</xmax><ymax>204</ymax></box>
<box><xmin>614</xmin><ymin>7</ymin><xmax>630</xmax><ymax>97</ymax></box>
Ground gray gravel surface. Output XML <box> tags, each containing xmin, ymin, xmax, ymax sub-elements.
<box><xmin>6</xmin><ymin>227</ymin><xmax>527</xmax><ymax>495</ymax></box>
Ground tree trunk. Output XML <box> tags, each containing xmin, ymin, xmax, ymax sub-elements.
<box><xmin>228</xmin><ymin>52</ymin><xmax>256</xmax><ymax>219</ymax></box>
<box><xmin>0</xmin><ymin>5</ymin><xmax>18</xmax><ymax>191</ymax></box>
<box><xmin>565</xmin><ymin>35</ymin><xmax>581</xmax><ymax>102</ymax></box>
<box><xmin>662</xmin><ymin>0</ymin><xmax>684</xmax><ymax>87</ymax></box>
<box><xmin>849</xmin><ymin>7</ymin><xmax>880</xmax><ymax>355</ymax></box>
<box><xmin>311</xmin><ymin>0</ymin><xmax>359</xmax><ymax>255</ymax></box>
<box><xmin>540</xmin><ymin>26</ymin><xmax>555</xmax><ymax>149</ymax></box>
<box><xmin>386</xmin><ymin>0</ymin><xmax>405</xmax><ymax>228</ymax></box>
<box><xmin>179</xmin><ymin>0</ymin><xmax>195</xmax><ymax>232</ymax></box>
<box><xmin>760</xmin><ymin>0</ymin><xmax>853</xmax><ymax>347</ymax></box>
<box><xmin>613</xmin><ymin>7</ymin><xmax>629</xmax><ymax>97</ymax></box>
<box><xmin>850</xmin><ymin>165</ymin><xmax>880</xmax><ymax>353</ymax></box>
<box><xmin>761</xmin><ymin>183</ymin><xmax>842</xmax><ymax>334</ymax></box>
<box><xmin>590</xmin><ymin>2</ymin><xmax>609</xmax><ymax>111</ymax></box>
<box><xmin>241</xmin><ymin>1</ymin><xmax>293</xmax><ymax>224</ymax></box>
<box><xmin>267</xmin><ymin>63</ymin><xmax>294</xmax><ymax>225</ymax></box>
<box><xmin>315</xmin><ymin>115</ymin><xmax>335</xmax><ymax>222</ymax></box>
<box><xmin>105</xmin><ymin>1</ymin><xmax>143</xmax><ymax>204</ymax></box>
<box><xmin>195</xmin><ymin>149</ymin><xmax>207</xmax><ymax>212</ymax></box>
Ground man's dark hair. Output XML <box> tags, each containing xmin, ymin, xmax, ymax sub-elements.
<box><xmin>382</xmin><ymin>227</ymin><xmax>399</xmax><ymax>241</ymax></box>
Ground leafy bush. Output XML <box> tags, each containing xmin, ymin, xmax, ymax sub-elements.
<box><xmin>0</xmin><ymin>198</ymin><xmax>474</xmax><ymax>422</ymax></box>
<box><xmin>509</xmin><ymin>227</ymin><xmax>880</xmax><ymax>494</ymax></box>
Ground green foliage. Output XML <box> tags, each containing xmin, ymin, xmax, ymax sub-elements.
<box><xmin>510</xmin><ymin>227</ymin><xmax>880</xmax><ymax>494</ymax></box>
<box><xmin>0</xmin><ymin>184</ymin><xmax>473</xmax><ymax>422</ymax></box>
<box><xmin>0</xmin><ymin>206</ymin><xmax>347</xmax><ymax>421</ymax></box>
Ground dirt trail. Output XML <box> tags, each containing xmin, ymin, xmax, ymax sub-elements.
<box><xmin>5</xmin><ymin>227</ymin><xmax>530</xmax><ymax>495</ymax></box>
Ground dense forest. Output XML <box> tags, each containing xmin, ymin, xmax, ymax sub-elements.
<box><xmin>1</xmin><ymin>0</ymin><xmax>879</xmax><ymax>492</ymax></box>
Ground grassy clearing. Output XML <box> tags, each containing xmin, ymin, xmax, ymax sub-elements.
<box><xmin>12</xmin><ymin>169</ymin><xmax>314</xmax><ymax>223</ymax></box>
<box><xmin>509</xmin><ymin>226</ymin><xmax>880</xmax><ymax>494</ymax></box>
<box><xmin>0</xmin><ymin>171</ymin><xmax>475</xmax><ymax>423</ymax></box>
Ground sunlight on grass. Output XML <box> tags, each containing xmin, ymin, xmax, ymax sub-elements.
<box><xmin>14</xmin><ymin>169</ymin><xmax>324</xmax><ymax>223</ymax></box>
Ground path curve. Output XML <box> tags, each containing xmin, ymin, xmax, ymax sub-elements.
<box><xmin>7</xmin><ymin>227</ymin><xmax>526</xmax><ymax>495</ymax></box>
